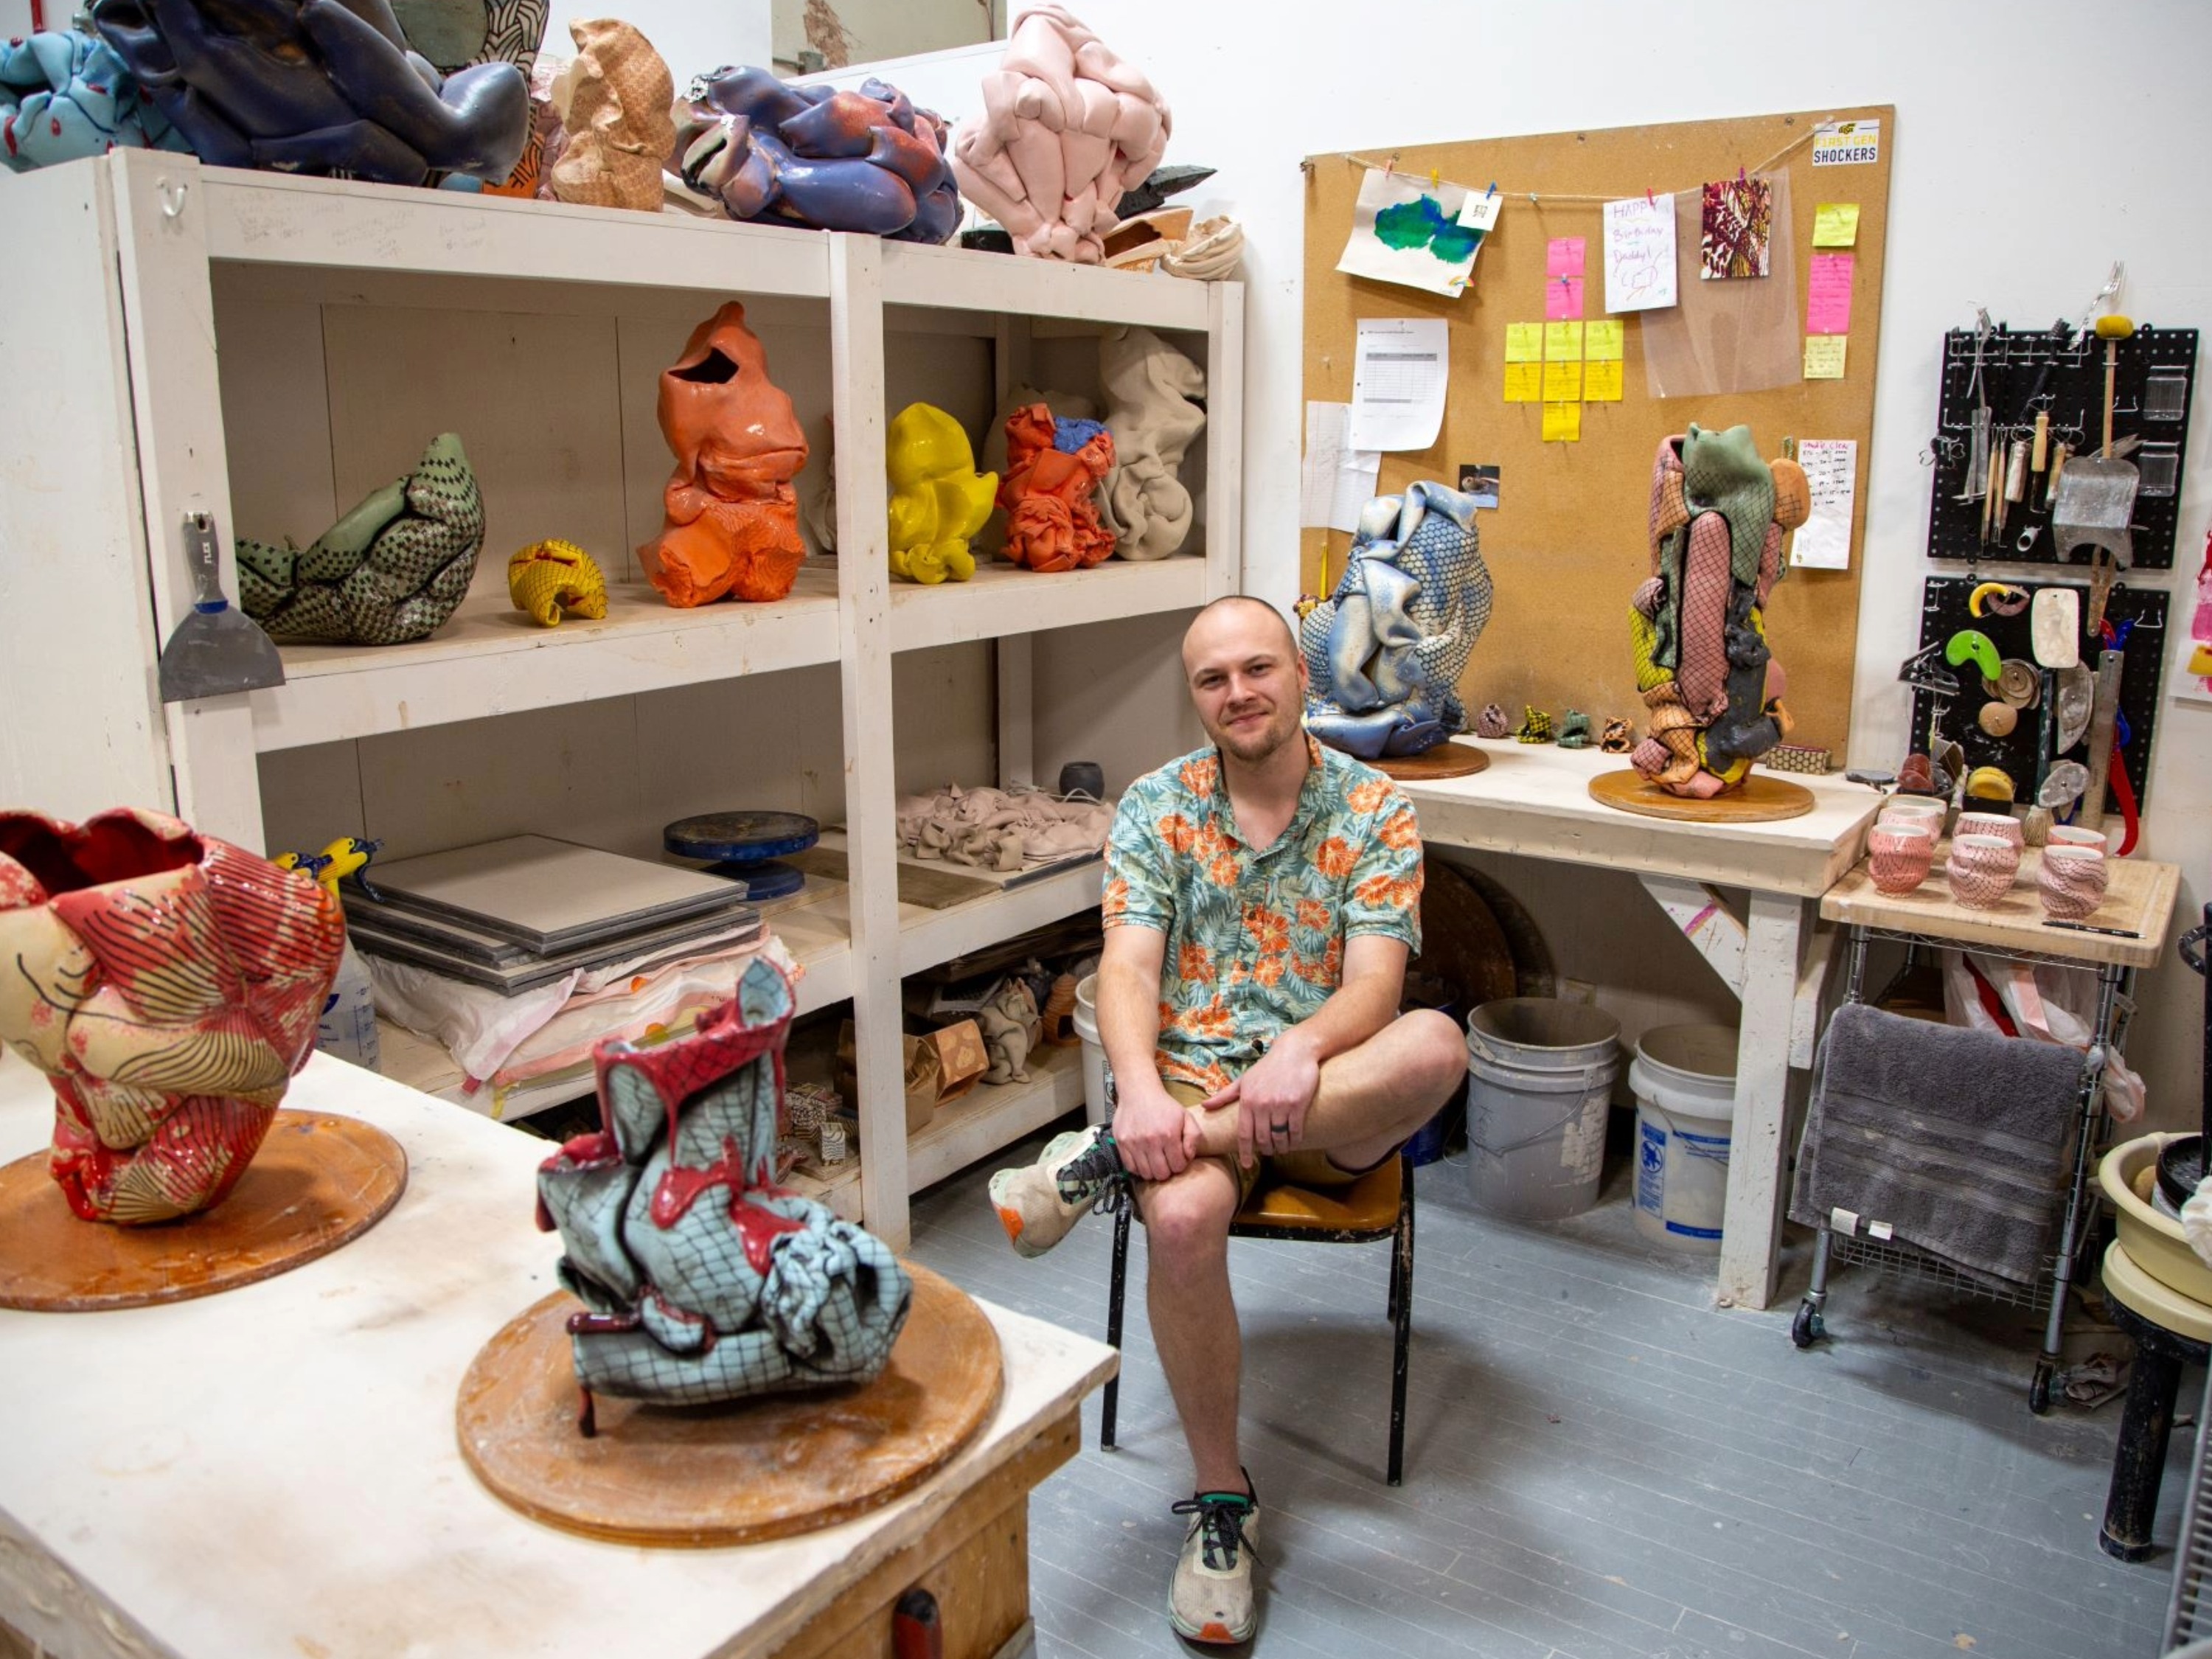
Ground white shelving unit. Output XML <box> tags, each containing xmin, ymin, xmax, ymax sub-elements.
<box><xmin>0</xmin><ymin>150</ymin><xmax>1241</xmax><ymax>1249</ymax></box>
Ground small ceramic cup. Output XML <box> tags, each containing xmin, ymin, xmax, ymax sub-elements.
<box><xmin>2038</xmin><ymin>845</ymin><xmax>2110</xmax><ymax>920</ymax></box>
<box><xmin>1867</xmin><ymin>823</ymin><xmax>1935</xmax><ymax>894</ymax></box>
<box><xmin>1945</xmin><ymin>832</ymin><xmax>2020</xmax><ymax>910</ymax></box>
<box><xmin>1953</xmin><ymin>810</ymin><xmax>2025</xmax><ymax>852</ymax></box>
<box><xmin>2048</xmin><ymin>824</ymin><xmax>2109</xmax><ymax>853</ymax></box>
<box><xmin>1879</xmin><ymin>799</ymin><xmax>1947</xmax><ymax>835</ymax></box>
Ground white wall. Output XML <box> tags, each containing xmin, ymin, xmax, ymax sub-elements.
<box><xmin>543</xmin><ymin>1</ymin><xmax>771</xmax><ymax>93</ymax></box>
<box><xmin>822</xmin><ymin>1</ymin><xmax>2212</xmax><ymax>1124</ymax></box>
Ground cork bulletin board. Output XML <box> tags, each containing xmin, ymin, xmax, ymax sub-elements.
<box><xmin>1301</xmin><ymin>106</ymin><xmax>1895</xmax><ymax>759</ymax></box>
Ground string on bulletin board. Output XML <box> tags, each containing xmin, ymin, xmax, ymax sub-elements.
<box><xmin>1302</xmin><ymin>127</ymin><xmax>1818</xmax><ymax>208</ymax></box>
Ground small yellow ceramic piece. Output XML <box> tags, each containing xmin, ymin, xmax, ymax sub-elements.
<box><xmin>508</xmin><ymin>540</ymin><xmax>609</xmax><ymax>627</ymax></box>
<box><xmin>2189</xmin><ymin>642</ymin><xmax>2212</xmax><ymax>675</ymax></box>
<box><xmin>1967</xmin><ymin>580</ymin><xmax>2028</xmax><ymax>618</ymax></box>
<box><xmin>1964</xmin><ymin>765</ymin><xmax>2017</xmax><ymax>803</ymax></box>
<box><xmin>886</xmin><ymin>404</ymin><xmax>996</xmax><ymax>585</ymax></box>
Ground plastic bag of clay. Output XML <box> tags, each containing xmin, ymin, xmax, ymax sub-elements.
<box><xmin>1641</xmin><ymin>172</ymin><xmax>1802</xmax><ymax>399</ymax></box>
<box><xmin>1940</xmin><ymin>949</ymin><xmax>2143</xmax><ymax>1121</ymax></box>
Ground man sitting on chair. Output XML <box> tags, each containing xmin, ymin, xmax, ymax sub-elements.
<box><xmin>987</xmin><ymin>595</ymin><xmax>1467</xmax><ymax>1646</ymax></box>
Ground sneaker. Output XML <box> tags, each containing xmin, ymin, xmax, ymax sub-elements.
<box><xmin>987</xmin><ymin>1124</ymin><xmax>1124</xmax><ymax>1258</ymax></box>
<box><xmin>1169</xmin><ymin>1476</ymin><xmax>1259</xmax><ymax>1644</ymax></box>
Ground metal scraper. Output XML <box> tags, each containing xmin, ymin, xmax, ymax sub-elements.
<box><xmin>158</xmin><ymin>512</ymin><xmax>286</xmax><ymax>703</ymax></box>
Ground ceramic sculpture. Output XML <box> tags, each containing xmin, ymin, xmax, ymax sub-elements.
<box><xmin>1473</xmin><ymin>703</ymin><xmax>1512</xmax><ymax>740</ymax></box>
<box><xmin>1097</xmin><ymin>327</ymin><xmax>1206</xmax><ymax>561</ymax></box>
<box><xmin>90</xmin><ymin>0</ymin><xmax>529</xmax><ymax>186</ymax></box>
<box><xmin>541</xmin><ymin>18</ymin><xmax>669</xmax><ymax>212</ymax></box>
<box><xmin>1866</xmin><ymin>824</ymin><xmax>1935</xmax><ymax>894</ymax></box>
<box><xmin>2037</xmin><ymin>845</ymin><xmax>2108</xmax><ymax>920</ymax></box>
<box><xmin>887</xmin><ymin>404</ymin><xmax>997</xmax><ymax>585</ymax></box>
<box><xmin>0</xmin><ymin>809</ymin><xmax>343</xmax><ymax>1225</ymax></box>
<box><xmin>1298</xmin><ymin>482</ymin><xmax>1490</xmax><ymax>760</ymax></box>
<box><xmin>483</xmin><ymin>46</ymin><xmax>563</xmax><ymax>197</ymax></box>
<box><xmin>950</xmin><ymin>6</ymin><xmax>1169</xmax><ymax>264</ymax></box>
<box><xmin>386</xmin><ymin>0</ymin><xmax>549</xmax><ymax>76</ymax></box>
<box><xmin>1628</xmin><ymin>425</ymin><xmax>1810</xmax><ymax>799</ymax></box>
<box><xmin>998</xmin><ymin>406</ymin><xmax>1117</xmax><ymax>571</ymax></box>
<box><xmin>237</xmin><ymin>433</ymin><xmax>484</xmax><ymax>645</ymax></box>
<box><xmin>639</xmin><ymin>302</ymin><xmax>810</xmax><ymax>607</ymax></box>
<box><xmin>673</xmin><ymin>66</ymin><xmax>959</xmax><ymax>242</ymax></box>
<box><xmin>1556</xmin><ymin>710</ymin><xmax>1593</xmax><ymax>748</ymax></box>
<box><xmin>1944</xmin><ymin>833</ymin><xmax>2019</xmax><ymax>910</ymax></box>
<box><xmin>975</xmin><ymin>978</ymin><xmax>1040</xmax><ymax>1086</ymax></box>
<box><xmin>1</xmin><ymin>30</ymin><xmax>187</xmax><ymax>170</ymax></box>
<box><xmin>535</xmin><ymin>958</ymin><xmax>911</xmax><ymax>1417</ymax></box>
<box><xmin>1598</xmin><ymin>717</ymin><xmax>1635</xmax><ymax>754</ymax></box>
<box><xmin>1517</xmin><ymin>708</ymin><xmax>1553</xmax><ymax>743</ymax></box>
<box><xmin>507</xmin><ymin>539</ymin><xmax>608</xmax><ymax>627</ymax></box>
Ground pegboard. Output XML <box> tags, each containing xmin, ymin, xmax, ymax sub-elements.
<box><xmin>1906</xmin><ymin>575</ymin><xmax>2168</xmax><ymax>812</ymax></box>
<box><xmin>1924</xmin><ymin>323</ymin><xmax>2197</xmax><ymax>568</ymax></box>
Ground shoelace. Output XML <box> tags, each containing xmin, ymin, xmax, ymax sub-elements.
<box><xmin>1170</xmin><ymin>1492</ymin><xmax>1258</xmax><ymax>1572</ymax></box>
<box><xmin>1054</xmin><ymin>1135</ymin><xmax>1129</xmax><ymax>1214</ymax></box>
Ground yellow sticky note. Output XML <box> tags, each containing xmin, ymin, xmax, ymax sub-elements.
<box><xmin>1544</xmin><ymin>321</ymin><xmax>1584</xmax><ymax>361</ymax></box>
<box><xmin>1584</xmin><ymin>320</ymin><xmax>1624</xmax><ymax>361</ymax></box>
<box><xmin>1542</xmin><ymin>359</ymin><xmax>1583</xmax><ymax>402</ymax></box>
<box><xmin>1804</xmin><ymin>335</ymin><xmax>1848</xmax><ymax>380</ymax></box>
<box><xmin>1504</xmin><ymin>361</ymin><xmax>1542</xmax><ymax>403</ymax></box>
<box><xmin>1543</xmin><ymin>402</ymin><xmax>1582</xmax><ymax>442</ymax></box>
<box><xmin>1505</xmin><ymin>323</ymin><xmax>1544</xmax><ymax>363</ymax></box>
<box><xmin>1585</xmin><ymin>359</ymin><xmax>1624</xmax><ymax>401</ymax></box>
<box><xmin>1812</xmin><ymin>203</ymin><xmax>1860</xmax><ymax>248</ymax></box>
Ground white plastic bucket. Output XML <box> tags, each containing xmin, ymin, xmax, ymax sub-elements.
<box><xmin>1073</xmin><ymin>973</ymin><xmax>1108</xmax><ymax>1127</ymax></box>
<box><xmin>1464</xmin><ymin>998</ymin><xmax>1621</xmax><ymax>1222</ymax></box>
<box><xmin>1628</xmin><ymin>1023</ymin><xmax>1739</xmax><ymax>1252</ymax></box>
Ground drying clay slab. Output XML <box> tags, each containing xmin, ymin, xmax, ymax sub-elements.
<box><xmin>1587</xmin><ymin>768</ymin><xmax>1818</xmax><ymax>823</ymax></box>
<box><xmin>0</xmin><ymin>1110</ymin><xmax>408</xmax><ymax>1312</ymax></box>
<box><xmin>457</xmin><ymin>1262</ymin><xmax>1002</xmax><ymax>1546</ymax></box>
<box><xmin>1375</xmin><ymin>745</ymin><xmax>1490</xmax><ymax>781</ymax></box>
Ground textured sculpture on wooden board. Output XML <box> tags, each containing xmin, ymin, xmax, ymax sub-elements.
<box><xmin>0</xmin><ymin>809</ymin><xmax>344</xmax><ymax>1225</ymax></box>
<box><xmin>1300</xmin><ymin>482</ymin><xmax>1491</xmax><ymax>759</ymax></box>
<box><xmin>675</xmin><ymin>66</ymin><xmax>959</xmax><ymax>242</ymax></box>
<box><xmin>1628</xmin><ymin>425</ymin><xmax>1810</xmax><ymax>798</ymax></box>
<box><xmin>998</xmin><ymin>406</ymin><xmax>1118</xmax><ymax>571</ymax></box>
<box><xmin>535</xmin><ymin>958</ymin><xmax>911</xmax><ymax>1422</ymax></box>
<box><xmin>949</xmin><ymin>5</ymin><xmax>1170</xmax><ymax>264</ymax></box>
<box><xmin>639</xmin><ymin>302</ymin><xmax>811</xmax><ymax>606</ymax></box>
<box><xmin>887</xmin><ymin>404</ymin><xmax>998</xmax><ymax>585</ymax></box>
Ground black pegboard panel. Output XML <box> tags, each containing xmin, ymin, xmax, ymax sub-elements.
<box><xmin>1924</xmin><ymin>323</ymin><xmax>2196</xmax><ymax>569</ymax></box>
<box><xmin>1907</xmin><ymin>576</ymin><xmax>2168</xmax><ymax>812</ymax></box>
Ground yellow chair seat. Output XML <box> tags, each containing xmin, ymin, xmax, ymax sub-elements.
<box><xmin>1237</xmin><ymin>1159</ymin><xmax>1403</xmax><ymax>1235</ymax></box>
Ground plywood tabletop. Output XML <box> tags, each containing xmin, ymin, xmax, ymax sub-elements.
<box><xmin>0</xmin><ymin>1050</ymin><xmax>1116</xmax><ymax>1659</ymax></box>
<box><xmin>1398</xmin><ymin>739</ymin><xmax>1884</xmax><ymax>897</ymax></box>
<box><xmin>1819</xmin><ymin>844</ymin><xmax>2183</xmax><ymax>970</ymax></box>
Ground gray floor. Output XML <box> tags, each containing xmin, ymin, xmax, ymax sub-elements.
<box><xmin>907</xmin><ymin>1124</ymin><xmax>2194</xmax><ymax>1659</ymax></box>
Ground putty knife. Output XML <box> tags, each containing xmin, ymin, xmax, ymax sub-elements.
<box><xmin>158</xmin><ymin>512</ymin><xmax>286</xmax><ymax>703</ymax></box>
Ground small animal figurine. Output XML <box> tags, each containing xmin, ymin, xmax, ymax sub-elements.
<box><xmin>1598</xmin><ymin>717</ymin><xmax>1635</xmax><ymax>754</ymax></box>
<box><xmin>508</xmin><ymin>540</ymin><xmax>609</xmax><ymax>627</ymax></box>
<box><xmin>1516</xmin><ymin>707</ymin><xmax>1554</xmax><ymax>743</ymax></box>
<box><xmin>976</xmin><ymin>977</ymin><xmax>1041</xmax><ymax>1085</ymax></box>
<box><xmin>887</xmin><ymin>404</ymin><xmax>997</xmax><ymax>585</ymax></box>
<box><xmin>1474</xmin><ymin>703</ymin><xmax>1512</xmax><ymax>740</ymax></box>
<box><xmin>1556</xmin><ymin>709</ymin><xmax>1593</xmax><ymax>748</ymax></box>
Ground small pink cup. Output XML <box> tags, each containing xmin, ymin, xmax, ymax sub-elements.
<box><xmin>1879</xmin><ymin>799</ymin><xmax>1947</xmax><ymax>835</ymax></box>
<box><xmin>2037</xmin><ymin>845</ymin><xmax>2109</xmax><ymax>920</ymax></box>
<box><xmin>1954</xmin><ymin>811</ymin><xmax>2025</xmax><ymax>852</ymax></box>
<box><xmin>1945</xmin><ymin>832</ymin><xmax>2020</xmax><ymax>910</ymax></box>
<box><xmin>2048</xmin><ymin>824</ymin><xmax>2108</xmax><ymax>852</ymax></box>
<box><xmin>1867</xmin><ymin>823</ymin><xmax>1935</xmax><ymax>894</ymax></box>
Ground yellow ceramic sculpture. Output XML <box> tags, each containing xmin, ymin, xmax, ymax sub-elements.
<box><xmin>508</xmin><ymin>540</ymin><xmax>609</xmax><ymax>627</ymax></box>
<box><xmin>886</xmin><ymin>404</ymin><xmax>996</xmax><ymax>585</ymax></box>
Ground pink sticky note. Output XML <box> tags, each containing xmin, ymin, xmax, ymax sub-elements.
<box><xmin>1545</xmin><ymin>275</ymin><xmax>1585</xmax><ymax>321</ymax></box>
<box><xmin>1547</xmin><ymin>237</ymin><xmax>1587</xmax><ymax>278</ymax></box>
<box><xmin>1807</xmin><ymin>253</ymin><xmax>1854</xmax><ymax>335</ymax></box>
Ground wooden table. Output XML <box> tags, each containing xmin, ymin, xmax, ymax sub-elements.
<box><xmin>0</xmin><ymin>1050</ymin><xmax>1115</xmax><ymax>1659</ymax></box>
<box><xmin>1397</xmin><ymin>737</ymin><xmax>1885</xmax><ymax>1310</ymax></box>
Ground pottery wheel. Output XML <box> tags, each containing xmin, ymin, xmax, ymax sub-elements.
<box><xmin>0</xmin><ymin>1110</ymin><xmax>408</xmax><ymax>1312</ymax></box>
<box><xmin>1375</xmin><ymin>745</ymin><xmax>1489</xmax><ymax>782</ymax></box>
<box><xmin>456</xmin><ymin>1262</ymin><xmax>1002</xmax><ymax>1546</ymax></box>
<box><xmin>1587</xmin><ymin>768</ymin><xmax>1818</xmax><ymax>823</ymax></box>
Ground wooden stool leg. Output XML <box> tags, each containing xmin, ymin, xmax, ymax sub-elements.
<box><xmin>2101</xmin><ymin>1333</ymin><xmax>2184</xmax><ymax>1561</ymax></box>
<box><xmin>1388</xmin><ymin>1159</ymin><xmax>1415</xmax><ymax>1487</ymax></box>
<box><xmin>1101</xmin><ymin>1200</ymin><xmax>1133</xmax><ymax>1450</ymax></box>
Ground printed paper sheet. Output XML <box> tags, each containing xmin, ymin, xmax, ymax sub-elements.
<box><xmin>1346</xmin><ymin>316</ymin><xmax>1450</xmax><ymax>451</ymax></box>
<box><xmin>1791</xmin><ymin>439</ymin><xmax>1857</xmax><ymax>568</ymax></box>
<box><xmin>1299</xmin><ymin>401</ymin><xmax>1382</xmax><ymax>532</ymax></box>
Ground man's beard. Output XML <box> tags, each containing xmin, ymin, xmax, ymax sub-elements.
<box><xmin>1213</xmin><ymin>704</ymin><xmax>1300</xmax><ymax>765</ymax></box>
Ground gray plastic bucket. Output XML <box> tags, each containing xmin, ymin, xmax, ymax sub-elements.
<box><xmin>1464</xmin><ymin>998</ymin><xmax>1621</xmax><ymax>1222</ymax></box>
<box><xmin>1628</xmin><ymin>1023</ymin><xmax>1739</xmax><ymax>1252</ymax></box>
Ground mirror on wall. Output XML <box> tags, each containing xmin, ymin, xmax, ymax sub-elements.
<box><xmin>772</xmin><ymin>0</ymin><xmax>1006</xmax><ymax>74</ymax></box>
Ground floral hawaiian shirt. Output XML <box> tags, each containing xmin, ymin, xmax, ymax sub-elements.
<box><xmin>1102</xmin><ymin>734</ymin><xmax>1424</xmax><ymax>1093</ymax></box>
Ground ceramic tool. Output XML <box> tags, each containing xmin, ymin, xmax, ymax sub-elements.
<box><xmin>157</xmin><ymin>512</ymin><xmax>287</xmax><ymax>703</ymax></box>
<box><xmin>663</xmin><ymin>810</ymin><xmax>821</xmax><ymax>901</ymax></box>
<box><xmin>2031</xmin><ymin>588</ymin><xmax>2081</xmax><ymax>669</ymax></box>
<box><xmin>2054</xmin><ymin>661</ymin><xmax>2095</xmax><ymax>752</ymax></box>
<box><xmin>2032</xmin><ymin>410</ymin><xmax>2051</xmax><ymax>472</ymax></box>
<box><xmin>2044</xmin><ymin>441</ymin><xmax>2070</xmax><ymax>510</ymax></box>
<box><xmin>2053</xmin><ymin>315</ymin><xmax>2140</xmax><ymax>629</ymax></box>
<box><xmin>1956</xmin><ymin>310</ymin><xmax>1992</xmax><ymax>503</ymax></box>
<box><xmin>2079</xmin><ymin>649</ymin><xmax>2125</xmax><ymax>829</ymax></box>
<box><xmin>1969</xmin><ymin>582</ymin><xmax>2031</xmax><ymax>618</ymax></box>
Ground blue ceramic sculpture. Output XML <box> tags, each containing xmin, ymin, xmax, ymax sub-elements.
<box><xmin>89</xmin><ymin>0</ymin><xmax>529</xmax><ymax>185</ymax></box>
<box><xmin>1</xmin><ymin>29</ymin><xmax>189</xmax><ymax>170</ymax></box>
<box><xmin>536</xmin><ymin>958</ymin><xmax>912</xmax><ymax>1417</ymax></box>
<box><xmin>672</xmin><ymin>66</ymin><xmax>959</xmax><ymax>243</ymax></box>
<box><xmin>1299</xmin><ymin>482</ymin><xmax>1492</xmax><ymax>759</ymax></box>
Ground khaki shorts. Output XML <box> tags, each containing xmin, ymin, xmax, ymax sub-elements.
<box><xmin>1162</xmin><ymin>1079</ymin><xmax>1395</xmax><ymax>1206</ymax></box>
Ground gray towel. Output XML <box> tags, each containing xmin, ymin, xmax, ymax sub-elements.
<box><xmin>1790</xmin><ymin>1003</ymin><xmax>2086</xmax><ymax>1287</ymax></box>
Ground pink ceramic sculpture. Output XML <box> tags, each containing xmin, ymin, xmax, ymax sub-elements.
<box><xmin>1944</xmin><ymin>833</ymin><xmax>2020</xmax><ymax>911</ymax></box>
<box><xmin>0</xmin><ymin>809</ymin><xmax>344</xmax><ymax>1225</ymax></box>
<box><xmin>949</xmin><ymin>6</ymin><xmax>1171</xmax><ymax>264</ymax></box>
<box><xmin>2037</xmin><ymin>846</ymin><xmax>2109</xmax><ymax>920</ymax></box>
<box><xmin>1866</xmin><ymin>824</ymin><xmax>1935</xmax><ymax>895</ymax></box>
<box><xmin>1953</xmin><ymin>811</ymin><xmax>2024</xmax><ymax>852</ymax></box>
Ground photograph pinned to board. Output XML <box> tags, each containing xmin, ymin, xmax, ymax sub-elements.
<box><xmin>1346</xmin><ymin>316</ymin><xmax>1450</xmax><ymax>450</ymax></box>
<box><xmin>1456</xmin><ymin>465</ymin><xmax>1501</xmax><ymax>509</ymax></box>
<box><xmin>1336</xmin><ymin>167</ymin><xmax>1487</xmax><ymax>296</ymax></box>
<box><xmin>1700</xmin><ymin>173</ymin><xmax>1772</xmax><ymax>279</ymax></box>
<box><xmin>1601</xmin><ymin>193</ymin><xmax>1677</xmax><ymax>312</ymax></box>
<box><xmin>1790</xmin><ymin>439</ymin><xmax>1857</xmax><ymax>569</ymax></box>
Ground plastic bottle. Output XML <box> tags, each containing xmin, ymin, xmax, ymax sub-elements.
<box><xmin>279</xmin><ymin>839</ymin><xmax>383</xmax><ymax>1073</ymax></box>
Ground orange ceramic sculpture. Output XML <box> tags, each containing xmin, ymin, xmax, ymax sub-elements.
<box><xmin>639</xmin><ymin>303</ymin><xmax>810</xmax><ymax>606</ymax></box>
<box><xmin>998</xmin><ymin>405</ymin><xmax>1117</xmax><ymax>572</ymax></box>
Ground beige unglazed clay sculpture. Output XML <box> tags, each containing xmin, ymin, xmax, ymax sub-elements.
<box><xmin>545</xmin><ymin>18</ymin><xmax>674</xmax><ymax>213</ymax></box>
<box><xmin>950</xmin><ymin>5</ymin><xmax>1170</xmax><ymax>264</ymax></box>
<box><xmin>1097</xmin><ymin>326</ymin><xmax>1205</xmax><ymax>561</ymax></box>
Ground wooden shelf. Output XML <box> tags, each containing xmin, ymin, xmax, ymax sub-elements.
<box><xmin>881</xmin><ymin>238</ymin><xmax>1208</xmax><ymax>330</ymax></box>
<box><xmin>888</xmin><ymin>554</ymin><xmax>1208</xmax><ymax>654</ymax></box>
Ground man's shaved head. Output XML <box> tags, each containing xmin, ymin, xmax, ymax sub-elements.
<box><xmin>1182</xmin><ymin>596</ymin><xmax>1298</xmax><ymax>666</ymax></box>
